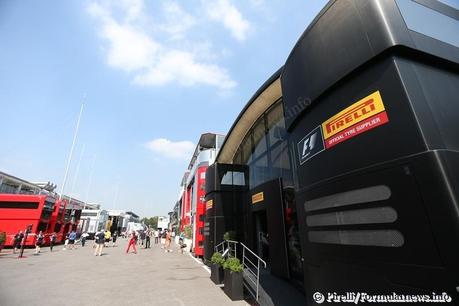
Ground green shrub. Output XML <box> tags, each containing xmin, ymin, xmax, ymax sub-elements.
<box><xmin>223</xmin><ymin>256</ymin><xmax>243</xmax><ymax>273</ymax></box>
<box><xmin>184</xmin><ymin>225</ymin><xmax>192</xmax><ymax>239</ymax></box>
<box><xmin>223</xmin><ymin>231</ymin><xmax>236</xmax><ymax>241</ymax></box>
<box><xmin>0</xmin><ymin>232</ymin><xmax>6</xmax><ymax>245</ymax></box>
<box><xmin>211</xmin><ymin>252</ymin><xmax>225</xmax><ymax>265</ymax></box>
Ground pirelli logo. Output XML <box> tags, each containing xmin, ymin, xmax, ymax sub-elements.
<box><xmin>206</xmin><ymin>200</ymin><xmax>213</xmax><ymax>210</ymax></box>
<box><xmin>322</xmin><ymin>91</ymin><xmax>386</xmax><ymax>139</ymax></box>
<box><xmin>297</xmin><ymin>91</ymin><xmax>389</xmax><ymax>164</ymax></box>
<box><xmin>251</xmin><ymin>192</ymin><xmax>264</xmax><ymax>204</ymax></box>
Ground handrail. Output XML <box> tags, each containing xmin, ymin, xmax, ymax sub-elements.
<box><xmin>214</xmin><ymin>240</ymin><xmax>238</xmax><ymax>258</ymax></box>
<box><xmin>240</xmin><ymin>242</ymin><xmax>266</xmax><ymax>268</ymax></box>
<box><xmin>240</xmin><ymin>242</ymin><xmax>267</xmax><ymax>302</ymax></box>
<box><xmin>213</xmin><ymin>240</ymin><xmax>267</xmax><ymax>302</ymax></box>
<box><xmin>214</xmin><ymin>240</ymin><xmax>226</xmax><ymax>253</ymax></box>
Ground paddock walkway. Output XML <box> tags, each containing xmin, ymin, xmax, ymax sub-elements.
<box><xmin>0</xmin><ymin>239</ymin><xmax>248</xmax><ymax>306</ymax></box>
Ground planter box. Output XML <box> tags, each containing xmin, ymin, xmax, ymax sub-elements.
<box><xmin>224</xmin><ymin>269</ymin><xmax>244</xmax><ymax>301</ymax></box>
<box><xmin>210</xmin><ymin>264</ymin><xmax>224</xmax><ymax>285</ymax></box>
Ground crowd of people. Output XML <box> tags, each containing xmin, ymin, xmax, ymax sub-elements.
<box><xmin>7</xmin><ymin>227</ymin><xmax>188</xmax><ymax>257</ymax></box>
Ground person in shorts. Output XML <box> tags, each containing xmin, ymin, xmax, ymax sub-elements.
<box><xmin>68</xmin><ymin>230</ymin><xmax>77</xmax><ymax>250</ymax></box>
<box><xmin>104</xmin><ymin>230</ymin><xmax>111</xmax><ymax>247</ymax></box>
<box><xmin>145</xmin><ymin>229</ymin><xmax>151</xmax><ymax>249</ymax></box>
<box><xmin>94</xmin><ymin>230</ymin><xmax>105</xmax><ymax>256</ymax></box>
<box><xmin>49</xmin><ymin>232</ymin><xmax>57</xmax><ymax>252</ymax></box>
<box><xmin>12</xmin><ymin>230</ymin><xmax>24</xmax><ymax>254</ymax></box>
<box><xmin>81</xmin><ymin>232</ymin><xmax>89</xmax><ymax>247</ymax></box>
<box><xmin>140</xmin><ymin>230</ymin><xmax>146</xmax><ymax>246</ymax></box>
<box><xmin>164</xmin><ymin>230</ymin><xmax>172</xmax><ymax>253</ymax></box>
<box><xmin>112</xmin><ymin>231</ymin><xmax>118</xmax><ymax>247</ymax></box>
<box><xmin>34</xmin><ymin>231</ymin><xmax>44</xmax><ymax>254</ymax></box>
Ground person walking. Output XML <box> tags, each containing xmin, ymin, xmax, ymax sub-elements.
<box><xmin>140</xmin><ymin>230</ymin><xmax>146</xmax><ymax>246</ymax></box>
<box><xmin>12</xmin><ymin>230</ymin><xmax>24</xmax><ymax>254</ymax></box>
<box><xmin>104</xmin><ymin>230</ymin><xmax>111</xmax><ymax>247</ymax></box>
<box><xmin>164</xmin><ymin>230</ymin><xmax>172</xmax><ymax>253</ymax></box>
<box><xmin>178</xmin><ymin>232</ymin><xmax>186</xmax><ymax>254</ymax></box>
<box><xmin>94</xmin><ymin>229</ymin><xmax>105</xmax><ymax>256</ymax></box>
<box><xmin>81</xmin><ymin>232</ymin><xmax>89</xmax><ymax>247</ymax></box>
<box><xmin>49</xmin><ymin>232</ymin><xmax>57</xmax><ymax>252</ymax></box>
<box><xmin>63</xmin><ymin>232</ymin><xmax>69</xmax><ymax>250</ymax></box>
<box><xmin>126</xmin><ymin>231</ymin><xmax>137</xmax><ymax>254</ymax></box>
<box><xmin>145</xmin><ymin>229</ymin><xmax>151</xmax><ymax>249</ymax></box>
<box><xmin>68</xmin><ymin>230</ymin><xmax>77</xmax><ymax>250</ymax></box>
<box><xmin>34</xmin><ymin>231</ymin><xmax>44</xmax><ymax>255</ymax></box>
<box><xmin>154</xmin><ymin>229</ymin><xmax>159</xmax><ymax>245</ymax></box>
<box><xmin>112</xmin><ymin>231</ymin><xmax>118</xmax><ymax>247</ymax></box>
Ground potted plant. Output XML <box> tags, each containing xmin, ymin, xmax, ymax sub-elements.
<box><xmin>210</xmin><ymin>252</ymin><xmax>225</xmax><ymax>284</ymax></box>
<box><xmin>223</xmin><ymin>256</ymin><xmax>244</xmax><ymax>301</ymax></box>
<box><xmin>0</xmin><ymin>231</ymin><xmax>6</xmax><ymax>253</ymax></box>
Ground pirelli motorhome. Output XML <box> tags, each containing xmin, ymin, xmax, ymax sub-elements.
<box><xmin>205</xmin><ymin>0</ymin><xmax>459</xmax><ymax>304</ymax></box>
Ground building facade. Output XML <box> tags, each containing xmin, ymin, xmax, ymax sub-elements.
<box><xmin>178</xmin><ymin>133</ymin><xmax>225</xmax><ymax>257</ymax></box>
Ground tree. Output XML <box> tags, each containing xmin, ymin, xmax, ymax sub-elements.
<box><xmin>141</xmin><ymin>216</ymin><xmax>158</xmax><ymax>229</ymax></box>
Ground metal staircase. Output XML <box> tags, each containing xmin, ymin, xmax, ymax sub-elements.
<box><xmin>214</xmin><ymin>240</ymin><xmax>267</xmax><ymax>303</ymax></box>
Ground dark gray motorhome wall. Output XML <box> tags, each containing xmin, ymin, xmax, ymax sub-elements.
<box><xmin>204</xmin><ymin>163</ymin><xmax>249</xmax><ymax>262</ymax></box>
<box><xmin>282</xmin><ymin>0</ymin><xmax>459</xmax><ymax>303</ymax></box>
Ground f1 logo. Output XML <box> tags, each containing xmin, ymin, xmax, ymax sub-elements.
<box><xmin>297</xmin><ymin>126</ymin><xmax>325</xmax><ymax>165</ymax></box>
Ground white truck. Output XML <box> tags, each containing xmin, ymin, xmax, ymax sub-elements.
<box><xmin>125</xmin><ymin>222</ymin><xmax>145</xmax><ymax>234</ymax></box>
<box><xmin>79</xmin><ymin>209</ymin><xmax>108</xmax><ymax>239</ymax></box>
<box><xmin>157</xmin><ymin>216</ymin><xmax>170</xmax><ymax>231</ymax></box>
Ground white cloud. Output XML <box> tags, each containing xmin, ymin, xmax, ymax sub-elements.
<box><xmin>160</xmin><ymin>2</ymin><xmax>197</xmax><ymax>40</ymax></box>
<box><xmin>145</xmin><ymin>138</ymin><xmax>195</xmax><ymax>160</ymax></box>
<box><xmin>103</xmin><ymin>22</ymin><xmax>160</xmax><ymax>72</ymax></box>
<box><xmin>204</xmin><ymin>0</ymin><xmax>251</xmax><ymax>41</ymax></box>
<box><xmin>87</xmin><ymin>0</ymin><xmax>236</xmax><ymax>90</ymax></box>
<box><xmin>133</xmin><ymin>50</ymin><xmax>236</xmax><ymax>89</ymax></box>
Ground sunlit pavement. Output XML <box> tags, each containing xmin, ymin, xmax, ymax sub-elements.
<box><xmin>0</xmin><ymin>239</ymin><xmax>248</xmax><ymax>306</ymax></box>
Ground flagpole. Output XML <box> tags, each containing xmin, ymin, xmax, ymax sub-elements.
<box><xmin>59</xmin><ymin>103</ymin><xmax>84</xmax><ymax>200</ymax></box>
<box><xmin>84</xmin><ymin>154</ymin><xmax>97</xmax><ymax>209</ymax></box>
<box><xmin>69</xmin><ymin>143</ymin><xmax>86</xmax><ymax>198</ymax></box>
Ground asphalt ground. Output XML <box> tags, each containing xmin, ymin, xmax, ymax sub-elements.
<box><xmin>0</xmin><ymin>238</ymin><xmax>248</xmax><ymax>306</ymax></box>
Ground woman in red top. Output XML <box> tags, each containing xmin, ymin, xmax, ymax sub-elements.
<box><xmin>126</xmin><ymin>231</ymin><xmax>137</xmax><ymax>254</ymax></box>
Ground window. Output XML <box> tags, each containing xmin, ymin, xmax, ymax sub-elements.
<box><xmin>54</xmin><ymin>223</ymin><xmax>62</xmax><ymax>233</ymax></box>
<box><xmin>396</xmin><ymin>0</ymin><xmax>459</xmax><ymax>48</ymax></box>
<box><xmin>241</xmin><ymin>136</ymin><xmax>253</xmax><ymax>164</ymax></box>
<box><xmin>0</xmin><ymin>201</ymin><xmax>38</xmax><ymax>209</ymax></box>
<box><xmin>267</xmin><ymin>102</ymin><xmax>286</xmax><ymax>147</ymax></box>
<box><xmin>252</xmin><ymin>117</ymin><xmax>267</xmax><ymax>159</ymax></box>
<box><xmin>220</xmin><ymin>171</ymin><xmax>246</xmax><ymax>186</ymax></box>
<box><xmin>233</xmin><ymin>149</ymin><xmax>242</xmax><ymax>164</ymax></box>
<box><xmin>37</xmin><ymin>222</ymin><xmax>48</xmax><ymax>232</ymax></box>
<box><xmin>438</xmin><ymin>0</ymin><xmax>459</xmax><ymax>10</ymax></box>
<box><xmin>81</xmin><ymin>212</ymin><xmax>98</xmax><ymax>217</ymax></box>
<box><xmin>249</xmin><ymin>155</ymin><xmax>269</xmax><ymax>189</ymax></box>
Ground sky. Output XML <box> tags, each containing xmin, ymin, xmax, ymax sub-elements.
<box><xmin>0</xmin><ymin>0</ymin><xmax>328</xmax><ymax>218</ymax></box>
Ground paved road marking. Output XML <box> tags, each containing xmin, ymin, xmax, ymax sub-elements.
<box><xmin>187</xmin><ymin>251</ymin><xmax>210</xmax><ymax>274</ymax></box>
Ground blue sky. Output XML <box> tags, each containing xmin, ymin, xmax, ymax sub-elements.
<box><xmin>0</xmin><ymin>0</ymin><xmax>327</xmax><ymax>217</ymax></box>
